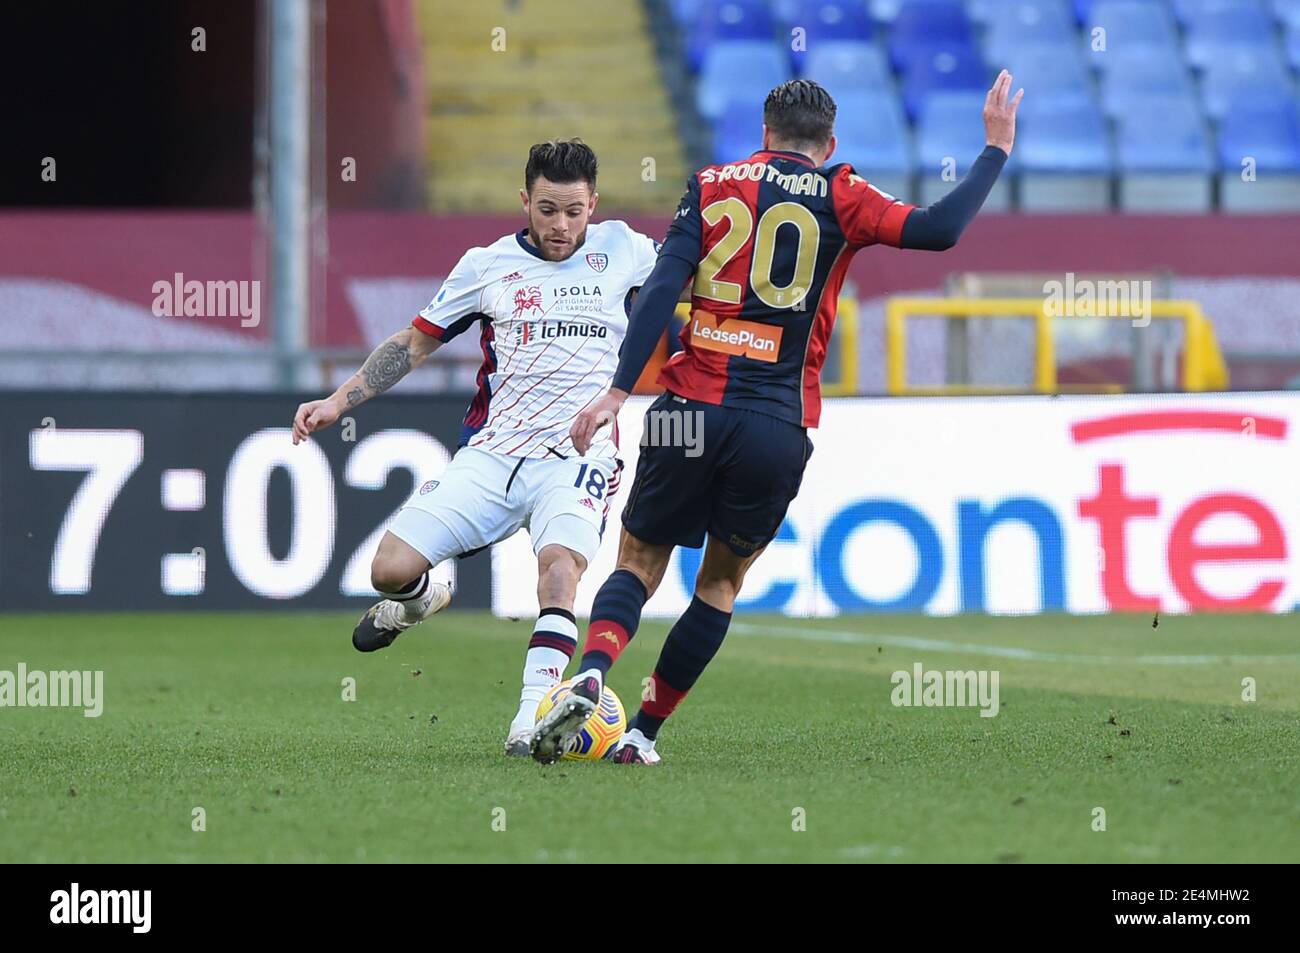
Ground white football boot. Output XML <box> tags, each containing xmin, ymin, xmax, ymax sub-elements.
<box><xmin>503</xmin><ymin>725</ymin><xmax>533</xmax><ymax>758</ymax></box>
<box><xmin>352</xmin><ymin>577</ymin><xmax>452</xmax><ymax>652</ymax></box>
<box><xmin>606</xmin><ymin>728</ymin><xmax>662</xmax><ymax>765</ymax></box>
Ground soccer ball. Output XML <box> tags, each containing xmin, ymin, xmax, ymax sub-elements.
<box><xmin>534</xmin><ymin>678</ymin><xmax>626</xmax><ymax>760</ymax></box>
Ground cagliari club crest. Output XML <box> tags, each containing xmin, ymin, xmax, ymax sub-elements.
<box><xmin>512</xmin><ymin>285</ymin><xmax>543</xmax><ymax>318</ymax></box>
<box><xmin>585</xmin><ymin>252</ymin><xmax>608</xmax><ymax>273</ymax></box>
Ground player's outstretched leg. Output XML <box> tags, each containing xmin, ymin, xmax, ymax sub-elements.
<box><xmin>528</xmin><ymin>570</ymin><xmax>645</xmax><ymax>763</ymax></box>
<box><xmin>608</xmin><ymin>536</ymin><xmax>759</xmax><ymax>765</ymax></box>
<box><xmin>353</xmin><ymin>532</ymin><xmax>450</xmax><ymax>652</ymax></box>
<box><xmin>531</xmin><ymin>532</ymin><xmax>669</xmax><ymax>763</ymax></box>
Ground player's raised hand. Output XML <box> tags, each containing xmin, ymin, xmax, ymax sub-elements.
<box><xmin>571</xmin><ymin>388</ymin><xmax>628</xmax><ymax>456</ymax></box>
<box><xmin>983</xmin><ymin>69</ymin><xmax>1024</xmax><ymax>156</ymax></box>
<box><xmin>292</xmin><ymin>397</ymin><xmax>342</xmax><ymax>445</ymax></box>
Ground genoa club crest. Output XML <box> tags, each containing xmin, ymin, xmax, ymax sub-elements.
<box><xmin>585</xmin><ymin>252</ymin><xmax>608</xmax><ymax>273</ymax></box>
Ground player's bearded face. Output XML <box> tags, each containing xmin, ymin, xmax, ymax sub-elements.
<box><xmin>522</xmin><ymin>178</ymin><xmax>597</xmax><ymax>262</ymax></box>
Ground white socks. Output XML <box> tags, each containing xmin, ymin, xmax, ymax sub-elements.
<box><xmin>512</xmin><ymin>608</ymin><xmax>578</xmax><ymax>728</ymax></box>
<box><xmin>388</xmin><ymin>572</ymin><xmax>434</xmax><ymax>623</ymax></box>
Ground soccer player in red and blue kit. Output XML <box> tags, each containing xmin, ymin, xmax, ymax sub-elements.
<box><xmin>530</xmin><ymin>74</ymin><xmax>1023</xmax><ymax>764</ymax></box>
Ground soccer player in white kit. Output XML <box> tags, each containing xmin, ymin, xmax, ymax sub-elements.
<box><xmin>290</xmin><ymin>141</ymin><xmax>660</xmax><ymax>755</ymax></box>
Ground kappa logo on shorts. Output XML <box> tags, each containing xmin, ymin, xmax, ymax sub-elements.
<box><xmin>585</xmin><ymin>252</ymin><xmax>608</xmax><ymax>273</ymax></box>
<box><xmin>418</xmin><ymin>480</ymin><xmax>440</xmax><ymax>495</ymax></box>
<box><xmin>729</xmin><ymin>533</ymin><xmax>760</xmax><ymax>552</ymax></box>
<box><xmin>689</xmin><ymin>310</ymin><xmax>782</xmax><ymax>363</ymax></box>
<box><xmin>594</xmin><ymin>630</ymin><xmax>620</xmax><ymax>645</ymax></box>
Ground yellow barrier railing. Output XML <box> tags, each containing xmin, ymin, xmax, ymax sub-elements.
<box><xmin>824</xmin><ymin>294</ymin><xmax>859</xmax><ymax>397</ymax></box>
<box><xmin>885</xmin><ymin>297</ymin><xmax>1228</xmax><ymax>396</ymax></box>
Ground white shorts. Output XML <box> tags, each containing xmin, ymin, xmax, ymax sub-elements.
<box><xmin>388</xmin><ymin>446</ymin><xmax>621</xmax><ymax>569</ymax></box>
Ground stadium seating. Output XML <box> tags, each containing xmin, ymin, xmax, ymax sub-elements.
<box><xmin>1098</xmin><ymin>50</ymin><xmax>1195</xmax><ymax>117</ymax></box>
<box><xmin>917</xmin><ymin>91</ymin><xmax>1013</xmax><ymax>207</ymax></box>
<box><xmin>1200</xmin><ymin>48</ymin><xmax>1295</xmax><ymax>121</ymax></box>
<box><xmin>1217</xmin><ymin>94</ymin><xmax>1300</xmax><ymax>210</ymax></box>
<box><xmin>673</xmin><ymin>0</ymin><xmax>1300</xmax><ymax>212</ymax></box>
<box><xmin>1085</xmin><ymin>1</ymin><xmax>1180</xmax><ymax>61</ymax></box>
<box><xmin>982</xmin><ymin>0</ymin><xmax>1077</xmax><ymax>66</ymax></box>
<box><xmin>687</xmin><ymin>0</ymin><xmax>776</xmax><ymax>71</ymax></box>
<box><xmin>802</xmin><ymin>41</ymin><xmax>893</xmax><ymax>95</ymax></box>
<box><xmin>901</xmin><ymin>41</ymin><xmax>987</xmax><ymax>120</ymax></box>
<box><xmin>713</xmin><ymin>98</ymin><xmax>767</xmax><ymax>162</ymax></box>
<box><xmin>697</xmin><ymin>40</ymin><xmax>792</xmax><ymax>121</ymax></box>
<box><xmin>1114</xmin><ymin>94</ymin><xmax>1215</xmax><ymax>210</ymax></box>
<box><xmin>888</xmin><ymin>0</ymin><xmax>975</xmax><ymax>70</ymax></box>
<box><xmin>778</xmin><ymin>0</ymin><xmax>876</xmax><ymax>72</ymax></box>
<box><xmin>419</xmin><ymin>0</ymin><xmax>687</xmax><ymax>213</ymax></box>
<box><xmin>1016</xmin><ymin>93</ymin><xmax>1114</xmax><ymax>209</ymax></box>
<box><xmin>833</xmin><ymin>90</ymin><xmax>916</xmax><ymax>200</ymax></box>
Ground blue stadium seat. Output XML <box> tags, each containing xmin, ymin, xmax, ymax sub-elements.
<box><xmin>1172</xmin><ymin>0</ymin><xmax>1270</xmax><ymax>28</ymax></box>
<box><xmin>983</xmin><ymin>0</ymin><xmax>1077</xmax><ymax>65</ymax></box>
<box><xmin>917</xmin><ymin>90</ymin><xmax>993</xmax><ymax>174</ymax></box>
<box><xmin>901</xmin><ymin>41</ymin><xmax>988</xmax><ymax>120</ymax></box>
<box><xmin>1114</xmin><ymin>96</ymin><xmax>1214</xmax><ymax>171</ymax></box>
<box><xmin>671</xmin><ymin>0</ymin><xmax>703</xmax><ymax>26</ymax></box>
<box><xmin>889</xmin><ymin>0</ymin><xmax>974</xmax><ymax>70</ymax></box>
<box><xmin>832</xmin><ymin>90</ymin><xmax>916</xmax><ymax>177</ymax></box>
<box><xmin>712</xmin><ymin>98</ymin><xmax>766</xmax><ymax>164</ymax></box>
<box><xmin>687</xmin><ymin>0</ymin><xmax>777</xmax><ymax>72</ymax></box>
<box><xmin>963</xmin><ymin>0</ymin><xmax>998</xmax><ymax>25</ymax></box>
<box><xmin>1275</xmin><ymin>0</ymin><xmax>1300</xmax><ymax>31</ymax></box>
<box><xmin>916</xmin><ymin>88</ymin><xmax>1014</xmax><ymax>206</ymax></box>
<box><xmin>1017</xmin><ymin>93</ymin><xmax>1113</xmax><ymax>172</ymax></box>
<box><xmin>868</xmin><ymin>0</ymin><xmax>906</xmax><ymax>23</ymax></box>
<box><xmin>1217</xmin><ymin>95</ymin><xmax>1300</xmax><ymax>171</ymax></box>
<box><xmin>1183</xmin><ymin>6</ymin><xmax>1279</xmax><ymax>69</ymax></box>
<box><xmin>777</xmin><ymin>0</ymin><xmax>876</xmax><ymax>45</ymax></box>
<box><xmin>1098</xmin><ymin>50</ymin><xmax>1195</xmax><ymax>116</ymax></box>
<box><xmin>801</xmin><ymin>41</ymin><xmax>892</xmax><ymax>93</ymax></box>
<box><xmin>1085</xmin><ymin>1</ymin><xmax>1180</xmax><ymax>57</ymax></box>
<box><xmin>696</xmin><ymin>41</ymin><xmax>792</xmax><ymax>120</ymax></box>
<box><xmin>1002</xmin><ymin>42</ymin><xmax>1092</xmax><ymax>94</ymax></box>
<box><xmin>1114</xmin><ymin>93</ymin><xmax>1215</xmax><ymax>210</ymax></box>
<box><xmin>1286</xmin><ymin>24</ymin><xmax>1300</xmax><ymax>69</ymax></box>
<box><xmin>1200</xmin><ymin>48</ymin><xmax>1295</xmax><ymax>121</ymax></box>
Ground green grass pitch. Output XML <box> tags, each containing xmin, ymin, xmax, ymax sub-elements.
<box><xmin>1</xmin><ymin>611</ymin><xmax>1297</xmax><ymax>863</ymax></box>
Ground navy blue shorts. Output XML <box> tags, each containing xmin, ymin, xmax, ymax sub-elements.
<box><xmin>621</xmin><ymin>392</ymin><xmax>813</xmax><ymax>557</ymax></box>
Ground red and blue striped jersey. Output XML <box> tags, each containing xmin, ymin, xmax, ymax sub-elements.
<box><xmin>656</xmin><ymin>149</ymin><xmax>914</xmax><ymax>427</ymax></box>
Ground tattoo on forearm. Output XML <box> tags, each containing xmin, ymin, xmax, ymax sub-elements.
<box><xmin>360</xmin><ymin>339</ymin><xmax>412</xmax><ymax>396</ymax></box>
<box><xmin>345</xmin><ymin>387</ymin><xmax>365</xmax><ymax>407</ymax></box>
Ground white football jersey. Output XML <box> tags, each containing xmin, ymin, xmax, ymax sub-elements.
<box><xmin>413</xmin><ymin>220</ymin><xmax>660</xmax><ymax>460</ymax></box>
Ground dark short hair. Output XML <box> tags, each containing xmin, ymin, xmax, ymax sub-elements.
<box><xmin>524</xmin><ymin>139</ymin><xmax>598</xmax><ymax>193</ymax></box>
<box><xmin>763</xmin><ymin>79</ymin><xmax>837</xmax><ymax>150</ymax></box>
